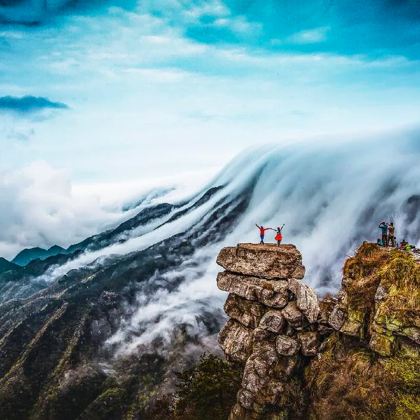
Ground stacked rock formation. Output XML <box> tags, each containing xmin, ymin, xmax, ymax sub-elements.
<box><xmin>217</xmin><ymin>243</ymin><xmax>321</xmax><ymax>419</ymax></box>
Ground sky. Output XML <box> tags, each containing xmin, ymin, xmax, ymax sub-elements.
<box><xmin>1</xmin><ymin>0</ymin><xmax>420</xmax><ymax>257</ymax></box>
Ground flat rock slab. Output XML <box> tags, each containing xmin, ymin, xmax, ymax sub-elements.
<box><xmin>217</xmin><ymin>272</ymin><xmax>289</xmax><ymax>308</ymax></box>
<box><xmin>217</xmin><ymin>243</ymin><xmax>305</xmax><ymax>280</ymax></box>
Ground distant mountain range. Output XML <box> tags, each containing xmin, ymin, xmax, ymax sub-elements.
<box><xmin>12</xmin><ymin>245</ymin><xmax>67</xmax><ymax>266</ymax></box>
<box><xmin>0</xmin><ymin>257</ymin><xmax>19</xmax><ymax>274</ymax></box>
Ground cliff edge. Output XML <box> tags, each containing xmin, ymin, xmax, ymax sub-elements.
<box><xmin>217</xmin><ymin>242</ymin><xmax>419</xmax><ymax>419</ymax></box>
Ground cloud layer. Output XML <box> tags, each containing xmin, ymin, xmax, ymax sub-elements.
<box><xmin>0</xmin><ymin>161</ymin><xmax>141</xmax><ymax>259</ymax></box>
<box><xmin>0</xmin><ymin>160</ymin><xmax>210</xmax><ymax>260</ymax></box>
<box><xmin>104</xmin><ymin>131</ymin><xmax>420</xmax><ymax>354</ymax></box>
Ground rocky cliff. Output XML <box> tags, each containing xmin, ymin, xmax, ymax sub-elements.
<box><xmin>217</xmin><ymin>242</ymin><xmax>419</xmax><ymax>419</ymax></box>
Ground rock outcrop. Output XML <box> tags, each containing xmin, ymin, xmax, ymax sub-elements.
<box><xmin>327</xmin><ymin>243</ymin><xmax>420</xmax><ymax>355</ymax></box>
<box><xmin>307</xmin><ymin>243</ymin><xmax>420</xmax><ymax>419</ymax></box>
<box><xmin>217</xmin><ymin>242</ymin><xmax>420</xmax><ymax>419</ymax></box>
<box><xmin>217</xmin><ymin>243</ymin><xmax>321</xmax><ymax>419</ymax></box>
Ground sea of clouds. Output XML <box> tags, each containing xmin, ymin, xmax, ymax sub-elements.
<box><xmin>0</xmin><ymin>161</ymin><xmax>208</xmax><ymax>260</ymax></box>
<box><xmin>1</xmin><ymin>132</ymin><xmax>419</xmax><ymax>354</ymax></box>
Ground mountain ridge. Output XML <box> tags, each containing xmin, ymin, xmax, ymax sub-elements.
<box><xmin>0</xmin><ymin>257</ymin><xmax>20</xmax><ymax>274</ymax></box>
<box><xmin>12</xmin><ymin>245</ymin><xmax>67</xmax><ymax>266</ymax></box>
<box><xmin>0</xmin><ymin>140</ymin><xmax>418</xmax><ymax>418</ymax></box>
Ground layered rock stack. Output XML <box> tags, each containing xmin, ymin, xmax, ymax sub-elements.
<box><xmin>216</xmin><ymin>243</ymin><xmax>322</xmax><ymax>419</ymax></box>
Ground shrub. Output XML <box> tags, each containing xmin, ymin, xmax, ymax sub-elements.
<box><xmin>173</xmin><ymin>353</ymin><xmax>242</xmax><ymax>420</ymax></box>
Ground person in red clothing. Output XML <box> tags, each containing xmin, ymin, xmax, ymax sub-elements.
<box><xmin>256</xmin><ymin>224</ymin><xmax>272</xmax><ymax>244</ymax></box>
<box><xmin>275</xmin><ymin>224</ymin><xmax>285</xmax><ymax>246</ymax></box>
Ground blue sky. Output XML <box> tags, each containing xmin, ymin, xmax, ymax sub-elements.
<box><xmin>1</xmin><ymin>0</ymin><xmax>420</xmax><ymax>184</ymax></box>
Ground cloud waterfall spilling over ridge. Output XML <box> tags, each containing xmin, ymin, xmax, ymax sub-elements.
<box><xmin>31</xmin><ymin>132</ymin><xmax>420</xmax><ymax>290</ymax></box>
<box><xmin>2</xmin><ymin>132</ymin><xmax>418</xmax><ymax>355</ymax></box>
<box><xmin>99</xmin><ymin>132</ymin><xmax>420</xmax><ymax>354</ymax></box>
<box><xmin>209</xmin><ymin>134</ymin><xmax>419</xmax><ymax>288</ymax></box>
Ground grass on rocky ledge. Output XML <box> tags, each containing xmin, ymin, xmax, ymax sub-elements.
<box><xmin>343</xmin><ymin>243</ymin><xmax>419</xmax><ymax>316</ymax></box>
<box><xmin>306</xmin><ymin>243</ymin><xmax>419</xmax><ymax>420</ymax></box>
<box><xmin>306</xmin><ymin>333</ymin><xmax>420</xmax><ymax>419</ymax></box>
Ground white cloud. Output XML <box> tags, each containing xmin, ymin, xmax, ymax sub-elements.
<box><xmin>0</xmin><ymin>162</ymin><xmax>123</xmax><ymax>258</ymax></box>
<box><xmin>0</xmin><ymin>160</ymin><xmax>215</xmax><ymax>260</ymax></box>
<box><xmin>183</xmin><ymin>0</ymin><xmax>229</xmax><ymax>22</ymax></box>
<box><xmin>287</xmin><ymin>26</ymin><xmax>329</xmax><ymax>44</ymax></box>
<box><xmin>106</xmin><ymin>245</ymin><xmax>225</xmax><ymax>355</ymax></box>
<box><xmin>1</xmin><ymin>0</ymin><xmax>420</xmax><ymax>202</ymax></box>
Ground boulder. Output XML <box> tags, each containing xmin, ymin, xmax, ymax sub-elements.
<box><xmin>258</xmin><ymin>310</ymin><xmax>285</xmax><ymax>333</ymax></box>
<box><xmin>252</xmin><ymin>327</ymin><xmax>275</xmax><ymax>344</ymax></box>
<box><xmin>217</xmin><ymin>272</ymin><xmax>289</xmax><ymax>308</ymax></box>
<box><xmin>218</xmin><ymin>319</ymin><xmax>253</xmax><ymax>363</ymax></box>
<box><xmin>328</xmin><ymin>305</ymin><xmax>346</xmax><ymax>331</ymax></box>
<box><xmin>276</xmin><ymin>335</ymin><xmax>300</xmax><ymax>356</ymax></box>
<box><xmin>224</xmin><ymin>293</ymin><xmax>266</xmax><ymax>328</ymax></box>
<box><xmin>400</xmin><ymin>327</ymin><xmax>420</xmax><ymax>345</ymax></box>
<box><xmin>369</xmin><ymin>332</ymin><xmax>394</xmax><ymax>356</ymax></box>
<box><xmin>242</xmin><ymin>343</ymin><xmax>279</xmax><ymax>393</ymax></box>
<box><xmin>340</xmin><ymin>308</ymin><xmax>365</xmax><ymax>337</ymax></box>
<box><xmin>281</xmin><ymin>301</ymin><xmax>304</xmax><ymax>328</ymax></box>
<box><xmin>318</xmin><ymin>295</ymin><xmax>337</xmax><ymax>336</ymax></box>
<box><xmin>298</xmin><ymin>331</ymin><xmax>319</xmax><ymax>356</ymax></box>
<box><xmin>237</xmin><ymin>389</ymin><xmax>255</xmax><ymax>410</ymax></box>
<box><xmin>253</xmin><ymin>379</ymin><xmax>285</xmax><ymax>406</ymax></box>
<box><xmin>228</xmin><ymin>403</ymin><xmax>245</xmax><ymax>420</ymax></box>
<box><xmin>272</xmin><ymin>355</ymin><xmax>299</xmax><ymax>378</ymax></box>
<box><xmin>217</xmin><ymin>243</ymin><xmax>305</xmax><ymax>280</ymax></box>
<box><xmin>288</xmin><ymin>278</ymin><xmax>320</xmax><ymax>323</ymax></box>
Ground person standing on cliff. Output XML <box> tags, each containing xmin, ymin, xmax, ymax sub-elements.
<box><xmin>388</xmin><ymin>222</ymin><xmax>396</xmax><ymax>247</ymax></box>
<box><xmin>256</xmin><ymin>224</ymin><xmax>272</xmax><ymax>244</ymax></box>
<box><xmin>275</xmin><ymin>224</ymin><xmax>285</xmax><ymax>246</ymax></box>
<box><xmin>378</xmin><ymin>222</ymin><xmax>388</xmax><ymax>247</ymax></box>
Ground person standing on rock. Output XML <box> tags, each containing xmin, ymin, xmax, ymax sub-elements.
<box><xmin>275</xmin><ymin>224</ymin><xmax>285</xmax><ymax>246</ymax></box>
<box><xmin>378</xmin><ymin>222</ymin><xmax>388</xmax><ymax>247</ymax></box>
<box><xmin>256</xmin><ymin>224</ymin><xmax>272</xmax><ymax>244</ymax></box>
<box><xmin>388</xmin><ymin>222</ymin><xmax>396</xmax><ymax>247</ymax></box>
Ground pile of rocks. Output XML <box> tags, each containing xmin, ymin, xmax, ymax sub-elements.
<box><xmin>216</xmin><ymin>243</ymin><xmax>323</xmax><ymax>419</ymax></box>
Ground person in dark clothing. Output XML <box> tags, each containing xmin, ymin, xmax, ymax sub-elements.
<box><xmin>388</xmin><ymin>222</ymin><xmax>396</xmax><ymax>247</ymax></box>
<box><xmin>378</xmin><ymin>222</ymin><xmax>388</xmax><ymax>247</ymax></box>
<box><xmin>275</xmin><ymin>224</ymin><xmax>285</xmax><ymax>246</ymax></box>
<box><xmin>256</xmin><ymin>224</ymin><xmax>272</xmax><ymax>244</ymax></box>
